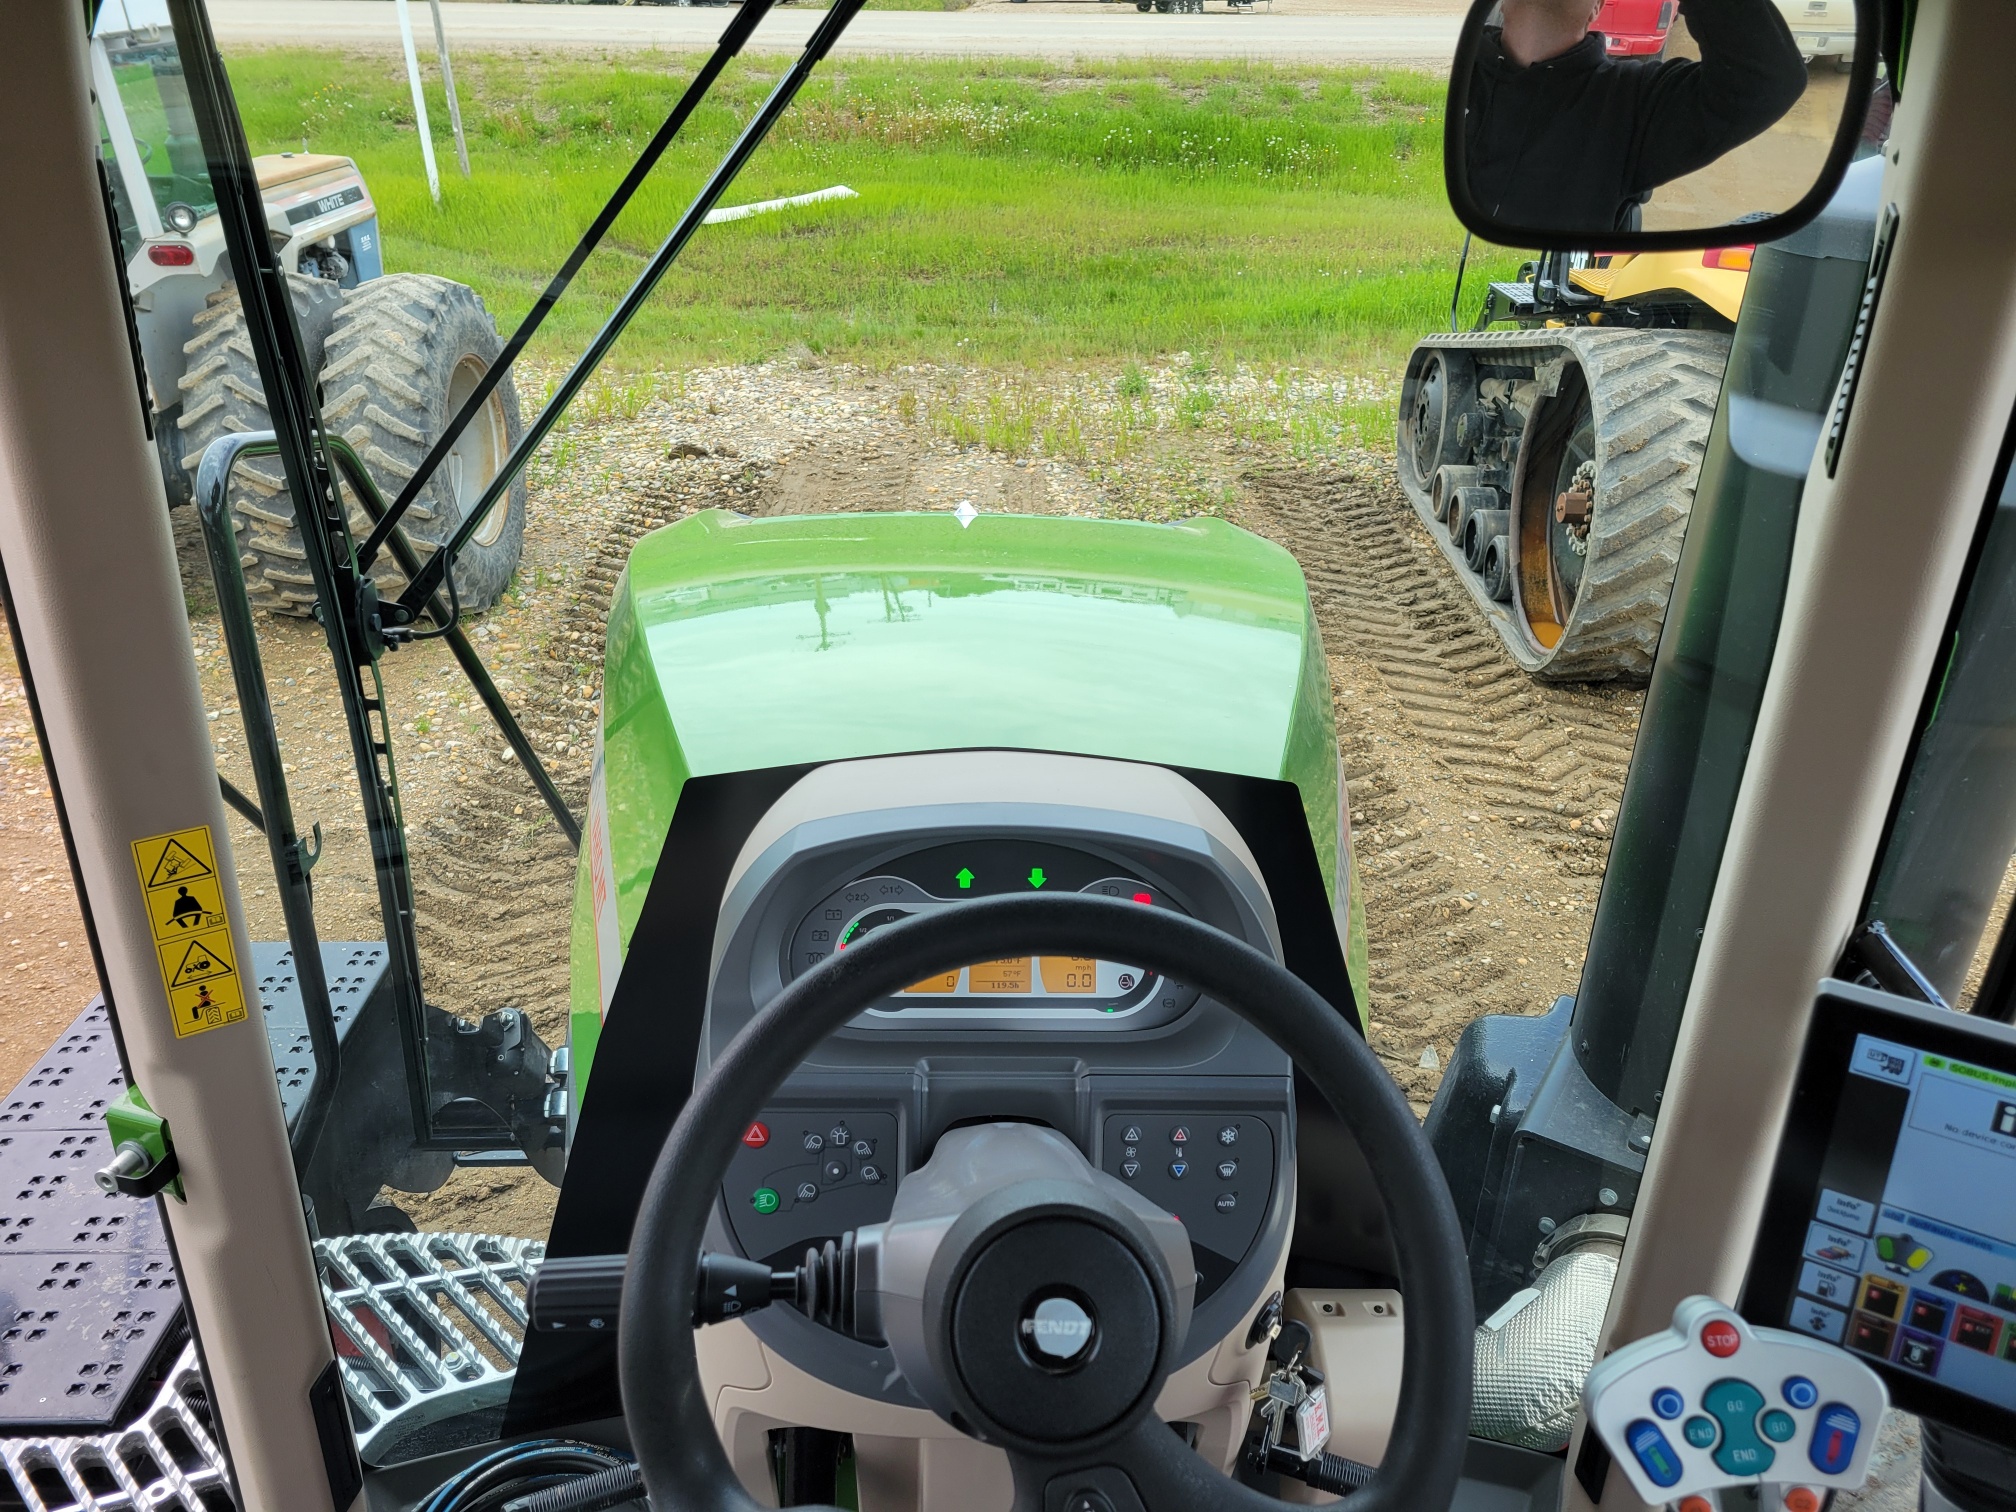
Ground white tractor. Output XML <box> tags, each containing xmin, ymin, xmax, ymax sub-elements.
<box><xmin>91</xmin><ymin>0</ymin><xmax>525</xmax><ymax>613</ymax></box>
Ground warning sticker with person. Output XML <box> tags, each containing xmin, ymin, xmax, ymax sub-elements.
<box><xmin>130</xmin><ymin>825</ymin><xmax>248</xmax><ymax>1038</ymax></box>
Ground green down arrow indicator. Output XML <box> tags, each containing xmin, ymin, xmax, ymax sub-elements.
<box><xmin>955</xmin><ymin>868</ymin><xmax>975</xmax><ymax>889</ymax></box>
<box><xmin>1028</xmin><ymin>867</ymin><xmax>1047</xmax><ymax>889</ymax></box>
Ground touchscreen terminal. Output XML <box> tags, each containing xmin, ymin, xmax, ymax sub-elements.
<box><xmin>1744</xmin><ymin>982</ymin><xmax>2016</xmax><ymax>1444</ymax></box>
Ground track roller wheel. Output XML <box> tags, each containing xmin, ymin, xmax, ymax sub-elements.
<box><xmin>1463</xmin><ymin>508</ymin><xmax>1509</xmax><ymax>569</ymax></box>
<box><xmin>1431</xmin><ymin>464</ymin><xmax>1485</xmax><ymax>522</ymax></box>
<box><xmin>1481</xmin><ymin>535</ymin><xmax>1514</xmax><ymax>602</ymax></box>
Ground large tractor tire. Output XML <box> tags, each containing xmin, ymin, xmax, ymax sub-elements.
<box><xmin>176</xmin><ymin>274</ymin><xmax>344</xmax><ymax>601</ymax></box>
<box><xmin>178</xmin><ymin>273</ymin><xmax>525</xmax><ymax>617</ymax></box>
<box><xmin>1394</xmin><ymin>327</ymin><xmax>1729</xmax><ymax>682</ymax></box>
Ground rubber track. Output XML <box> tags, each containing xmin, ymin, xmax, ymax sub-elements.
<box><xmin>1399</xmin><ymin>327</ymin><xmax>1729</xmax><ymax>683</ymax></box>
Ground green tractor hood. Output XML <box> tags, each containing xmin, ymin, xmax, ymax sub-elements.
<box><xmin>572</xmin><ymin>508</ymin><xmax>1363</xmax><ymax>1060</ymax></box>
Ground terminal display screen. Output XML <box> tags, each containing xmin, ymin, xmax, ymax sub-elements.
<box><xmin>1747</xmin><ymin>987</ymin><xmax>2016</xmax><ymax>1443</ymax></box>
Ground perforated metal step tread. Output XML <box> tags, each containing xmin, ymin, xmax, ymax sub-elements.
<box><xmin>0</xmin><ymin>942</ymin><xmax>388</xmax><ymax>1435</ymax></box>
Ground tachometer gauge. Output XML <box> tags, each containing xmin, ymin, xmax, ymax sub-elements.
<box><xmin>836</xmin><ymin>908</ymin><xmax>911</xmax><ymax>951</ymax></box>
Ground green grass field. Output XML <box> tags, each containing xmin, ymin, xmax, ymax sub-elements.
<box><xmin>226</xmin><ymin>49</ymin><xmax>1508</xmax><ymax>380</ymax></box>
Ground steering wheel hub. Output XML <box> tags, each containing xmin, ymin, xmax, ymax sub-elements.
<box><xmin>1020</xmin><ymin>1291</ymin><xmax>1095</xmax><ymax>1366</ymax></box>
<box><xmin>918</xmin><ymin>1172</ymin><xmax>1180</xmax><ymax>1450</ymax></box>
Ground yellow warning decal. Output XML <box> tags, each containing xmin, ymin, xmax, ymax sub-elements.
<box><xmin>131</xmin><ymin>826</ymin><xmax>247</xmax><ymax>1038</ymax></box>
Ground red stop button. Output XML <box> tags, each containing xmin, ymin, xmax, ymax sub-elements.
<box><xmin>1701</xmin><ymin>1318</ymin><xmax>1741</xmax><ymax>1358</ymax></box>
<box><xmin>742</xmin><ymin>1121</ymin><xmax>770</xmax><ymax>1149</ymax></box>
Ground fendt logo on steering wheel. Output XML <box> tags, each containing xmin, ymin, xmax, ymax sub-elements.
<box><xmin>1019</xmin><ymin>1294</ymin><xmax>1096</xmax><ymax>1366</ymax></box>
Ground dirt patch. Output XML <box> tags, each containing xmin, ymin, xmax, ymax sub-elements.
<box><xmin>1229</xmin><ymin>459</ymin><xmax>1637</xmax><ymax>1108</ymax></box>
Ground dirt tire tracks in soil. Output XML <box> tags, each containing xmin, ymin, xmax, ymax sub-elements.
<box><xmin>1235</xmin><ymin>460</ymin><xmax>1642</xmax><ymax>1105</ymax></box>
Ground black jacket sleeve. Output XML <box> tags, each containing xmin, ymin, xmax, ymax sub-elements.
<box><xmin>1628</xmin><ymin>0</ymin><xmax>1810</xmax><ymax>194</ymax></box>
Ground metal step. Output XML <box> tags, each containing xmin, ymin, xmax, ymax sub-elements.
<box><xmin>0</xmin><ymin>1231</ymin><xmax>544</xmax><ymax>1509</ymax></box>
<box><xmin>321</xmin><ymin>1230</ymin><xmax>544</xmax><ymax>1462</ymax></box>
<box><xmin>0</xmin><ymin>942</ymin><xmax>389</xmax><ymax>1437</ymax></box>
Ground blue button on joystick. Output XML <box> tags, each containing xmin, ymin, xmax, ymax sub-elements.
<box><xmin>1625</xmin><ymin>1420</ymin><xmax>1683</xmax><ymax>1489</ymax></box>
<box><xmin>1783</xmin><ymin>1375</ymin><xmax>1818</xmax><ymax>1410</ymax></box>
<box><xmin>1811</xmin><ymin>1403</ymin><xmax>1861</xmax><ymax>1475</ymax></box>
<box><xmin>1651</xmin><ymin>1388</ymin><xmax>1684</xmax><ymax>1420</ymax></box>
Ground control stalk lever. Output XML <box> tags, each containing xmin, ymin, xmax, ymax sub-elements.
<box><xmin>529</xmin><ymin>1234</ymin><xmax>870</xmax><ymax>1336</ymax></box>
<box><xmin>1264</xmin><ymin>1443</ymin><xmax>1376</xmax><ymax>1497</ymax></box>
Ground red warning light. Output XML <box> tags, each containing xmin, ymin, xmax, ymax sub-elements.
<box><xmin>1132</xmin><ymin>892</ymin><xmax>1153</xmax><ymax>905</ymax></box>
<box><xmin>742</xmin><ymin>1121</ymin><xmax>770</xmax><ymax>1149</ymax></box>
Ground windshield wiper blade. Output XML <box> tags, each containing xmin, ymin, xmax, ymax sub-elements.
<box><xmin>394</xmin><ymin>0</ymin><xmax>871</xmax><ymax>623</ymax></box>
<box><xmin>357</xmin><ymin>0</ymin><xmax>780</xmax><ymax>576</ymax></box>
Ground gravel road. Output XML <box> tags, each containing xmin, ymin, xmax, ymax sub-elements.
<box><xmin>209</xmin><ymin>0</ymin><xmax>1463</xmax><ymax>64</ymax></box>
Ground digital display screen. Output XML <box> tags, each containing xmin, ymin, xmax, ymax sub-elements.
<box><xmin>1039</xmin><ymin>957</ymin><xmax>1099</xmax><ymax>994</ymax></box>
<box><xmin>1758</xmin><ymin>1008</ymin><xmax>2016</xmax><ymax>1434</ymax></box>
<box><xmin>969</xmin><ymin>958</ymin><xmax>1031</xmax><ymax>994</ymax></box>
<box><xmin>785</xmin><ymin>839</ymin><xmax>1201</xmax><ymax>1023</ymax></box>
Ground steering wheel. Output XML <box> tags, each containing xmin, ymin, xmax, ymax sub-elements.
<box><xmin>619</xmin><ymin>892</ymin><xmax>1473</xmax><ymax>1512</ymax></box>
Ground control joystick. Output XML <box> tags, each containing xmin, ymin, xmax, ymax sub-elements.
<box><xmin>1584</xmin><ymin>1296</ymin><xmax>1887</xmax><ymax>1512</ymax></box>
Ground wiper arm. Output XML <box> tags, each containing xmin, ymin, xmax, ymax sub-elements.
<box><xmin>356</xmin><ymin>0</ymin><xmax>780</xmax><ymax>576</ymax></box>
<box><xmin>392</xmin><ymin>0</ymin><xmax>872</xmax><ymax>625</ymax></box>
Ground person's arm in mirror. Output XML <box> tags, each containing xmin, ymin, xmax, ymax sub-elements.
<box><xmin>1630</xmin><ymin>0</ymin><xmax>1809</xmax><ymax>194</ymax></box>
<box><xmin>1463</xmin><ymin>0</ymin><xmax>1810</xmax><ymax>236</ymax></box>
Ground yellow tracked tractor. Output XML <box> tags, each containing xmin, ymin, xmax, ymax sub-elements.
<box><xmin>1396</xmin><ymin>246</ymin><xmax>1749</xmax><ymax>681</ymax></box>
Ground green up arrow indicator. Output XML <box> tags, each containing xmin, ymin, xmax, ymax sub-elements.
<box><xmin>1028</xmin><ymin>867</ymin><xmax>1047</xmax><ymax>889</ymax></box>
<box><xmin>955</xmin><ymin>868</ymin><xmax>975</xmax><ymax>889</ymax></box>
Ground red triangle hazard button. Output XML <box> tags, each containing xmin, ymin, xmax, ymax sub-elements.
<box><xmin>742</xmin><ymin>1121</ymin><xmax>770</xmax><ymax>1149</ymax></box>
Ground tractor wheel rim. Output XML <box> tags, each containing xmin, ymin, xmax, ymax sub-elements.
<box><xmin>1547</xmin><ymin>410</ymin><xmax>1595</xmax><ymax>624</ymax></box>
<box><xmin>446</xmin><ymin>354</ymin><xmax>511</xmax><ymax>550</ymax></box>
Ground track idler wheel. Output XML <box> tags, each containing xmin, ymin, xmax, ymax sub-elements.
<box><xmin>1398</xmin><ymin>346</ymin><xmax>1477</xmax><ymax>500</ymax></box>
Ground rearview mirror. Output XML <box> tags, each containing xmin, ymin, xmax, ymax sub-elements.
<box><xmin>1445</xmin><ymin>0</ymin><xmax>1881</xmax><ymax>250</ymax></box>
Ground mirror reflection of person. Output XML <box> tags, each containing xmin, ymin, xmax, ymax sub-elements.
<box><xmin>1465</xmin><ymin>0</ymin><xmax>1810</xmax><ymax>234</ymax></box>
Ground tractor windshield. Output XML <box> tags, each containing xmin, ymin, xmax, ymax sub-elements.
<box><xmin>0</xmin><ymin>0</ymin><xmax>1912</xmax><ymax>1501</ymax></box>
<box><xmin>93</xmin><ymin>10</ymin><xmax>217</xmax><ymax>255</ymax></box>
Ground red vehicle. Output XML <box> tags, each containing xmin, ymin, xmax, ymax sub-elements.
<box><xmin>1595</xmin><ymin>0</ymin><xmax>1679</xmax><ymax>55</ymax></box>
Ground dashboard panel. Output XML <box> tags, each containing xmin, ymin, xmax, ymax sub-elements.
<box><xmin>698</xmin><ymin>752</ymin><xmax>1302</xmax><ymax>1406</ymax></box>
